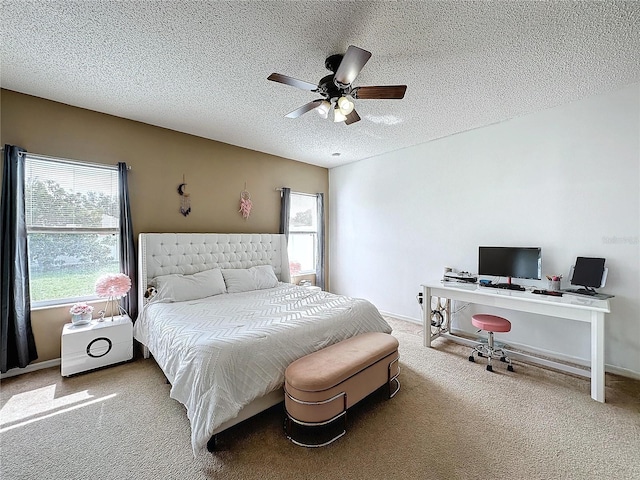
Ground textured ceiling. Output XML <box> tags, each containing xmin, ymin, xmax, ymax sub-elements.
<box><xmin>2</xmin><ymin>1</ymin><xmax>639</xmax><ymax>168</ymax></box>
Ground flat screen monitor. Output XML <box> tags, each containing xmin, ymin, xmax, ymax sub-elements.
<box><xmin>478</xmin><ymin>247</ymin><xmax>542</xmax><ymax>283</ymax></box>
<box><xmin>570</xmin><ymin>257</ymin><xmax>606</xmax><ymax>289</ymax></box>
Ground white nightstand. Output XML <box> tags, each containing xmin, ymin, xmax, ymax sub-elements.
<box><xmin>61</xmin><ymin>315</ymin><xmax>133</xmax><ymax>376</ymax></box>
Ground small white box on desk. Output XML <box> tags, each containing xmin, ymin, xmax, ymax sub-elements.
<box><xmin>61</xmin><ymin>315</ymin><xmax>133</xmax><ymax>376</ymax></box>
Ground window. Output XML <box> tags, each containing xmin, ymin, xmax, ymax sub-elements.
<box><xmin>287</xmin><ymin>193</ymin><xmax>318</xmax><ymax>276</ymax></box>
<box><xmin>24</xmin><ymin>156</ymin><xmax>120</xmax><ymax>306</ymax></box>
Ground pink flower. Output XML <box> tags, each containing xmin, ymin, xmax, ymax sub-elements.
<box><xmin>95</xmin><ymin>273</ymin><xmax>132</xmax><ymax>298</ymax></box>
<box><xmin>289</xmin><ymin>262</ymin><xmax>301</xmax><ymax>275</ymax></box>
<box><xmin>70</xmin><ymin>302</ymin><xmax>94</xmax><ymax>315</ymax></box>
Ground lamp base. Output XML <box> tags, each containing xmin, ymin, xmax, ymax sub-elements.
<box><xmin>98</xmin><ymin>297</ymin><xmax>129</xmax><ymax>322</ymax></box>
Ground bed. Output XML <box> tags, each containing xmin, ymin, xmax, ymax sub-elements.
<box><xmin>133</xmin><ymin>233</ymin><xmax>392</xmax><ymax>454</ymax></box>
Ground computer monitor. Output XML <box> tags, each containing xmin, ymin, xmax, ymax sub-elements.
<box><xmin>569</xmin><ymin>257</ymin><xmax>607</xmax><ymax>292</ymax></box>
<box><xmin>478</xmin><ymin>246</ymin><xmax>542</xmax><ymax>289</ymax></box>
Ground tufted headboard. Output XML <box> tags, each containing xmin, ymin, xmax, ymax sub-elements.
<box><xmin>138</xmin><ymin>233</ymin><xmax>291</xmax><ymax>309</ymax></box>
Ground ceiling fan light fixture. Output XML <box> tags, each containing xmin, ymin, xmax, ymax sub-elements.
<box><xmin>316</xmin><ymin>100</ymin><xmax>331</xmax><ymax>119</ymax></box>
<box><xmin>337</xmin><ymin>95</ymin><xmax>354</xmax><ymax>115</ymax></box>
<box><xmin>333</xmin><ymin>105</ymin><xmax>347</xmax><ymax>123</ymax></box>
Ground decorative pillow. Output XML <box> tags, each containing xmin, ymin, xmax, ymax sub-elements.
<box><xmin>221</xmin><ymin>269</ymin><xmax>257</xmax><ymax>294</ymax></box>
<box><xmin>252</xmin><ymin>265</ymin><xmax>279</xmax><ymax>289</ymax></box>
<box><xmin>152</xmin><ymin>268</ymin><xmax>226</xmax><ymax>302</ymax></box>
<box><xmin>222</xmin><ymin>265</ymin><xmax>279</xmax><ymax>293</ymax></box>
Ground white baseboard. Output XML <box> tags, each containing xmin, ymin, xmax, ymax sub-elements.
<box><xmin>1</xmin><ymin>358</ymin><xmax>61</xmax><ymax>379</ymax></box>
<box><xmin>381</xmin><ymin>311</ymin><xmax>640</xmax><ymax>381</ymax></box>
<box><xmin>380</xmin><ymin>311</ymin><xmax>420</xmax><ymax>325</ymax></box>
<box><xmin>606</xmin><ymin>365</ymin><xmax>640</xmax><ymax>381</ymax></box>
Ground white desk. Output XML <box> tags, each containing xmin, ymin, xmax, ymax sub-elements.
<box><xmin>421</xmin><ymin>282</ymin><xmax>612</xmax><ymax>403</ymax></box>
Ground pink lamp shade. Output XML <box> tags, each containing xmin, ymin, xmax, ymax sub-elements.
<box><xmin>95</xmin><ymin>273</ymin><xmax>131</xmax><ymax>321</ymax></box>
<box><xmin>95</xmin><ymin>273</ymin><xmax>131</xmax><ymax>298</ymax></box>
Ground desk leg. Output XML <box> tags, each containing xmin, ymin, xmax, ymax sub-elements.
<box><xmin>445</xmin><ymin>298</ymin><xmax>451</xmax><ymax>335</ymax></box>
<box><xmin>591</xmin><ymin>311</ymin><xmax>605</xmax><ymax>403</ymax></box>
<box><xmin>423</xmin><ymin>285</ymin><xmax>431</xmax><ymax>347</ymax></box>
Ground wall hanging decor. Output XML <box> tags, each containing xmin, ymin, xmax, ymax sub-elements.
<box><xmin>239</xmin><ymin>183</ymin><xmax>252</xmax><ymax>219</ymax></box>
<box><xmin>178</xmin><ymin>175</ymin><xmax>191</xmax><ymax>216</ymax></box>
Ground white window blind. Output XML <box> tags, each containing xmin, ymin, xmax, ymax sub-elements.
<box><xmin>24</xmin><ymin>155</ymin><xmax>121</xmax><ymax>306</ymax></box>
<box><xmin>287</xmin><ymin>193</ymin><xmax>318</xmax><ymax>275</ymax></box>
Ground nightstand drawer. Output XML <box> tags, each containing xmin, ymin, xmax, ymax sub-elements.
<box><xmin>61</xmin><ymin>315</ymin><xmax>133</xmax><ymax>376</ymax></box>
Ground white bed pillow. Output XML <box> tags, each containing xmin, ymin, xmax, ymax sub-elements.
<box><xmin>152</xmin><ymin>268</ymin><xmax>226</xmax><ymax>302</ymax></box>
<box><xmin>222</xmin><ymin>265</ymin><xmax>279</xmax><ymax>293</ymax></box>
<box><xmin>252</xmin><ymin>265</ymin><xmax>279</xmax><ymax>289</ymax></box>
<box><xmin>221</xmin><ymin>269</ymin><xmax>256</xmax><ymax>293</ymax></box>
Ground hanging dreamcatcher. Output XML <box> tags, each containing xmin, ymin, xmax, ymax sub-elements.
<box><xmin>239</xmin><ymin>183</ymin><xmax>252</xmax><ymax>219</ymax></box>
<box><xmin>177</xmin><ymin>175</ymin><xmax>191</xmax><ymax>216</ymax></box>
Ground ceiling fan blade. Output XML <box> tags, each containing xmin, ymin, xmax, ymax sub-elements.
<box><xmin>345</xmin><ymin>109</ymin><xmax>361</xmax><ymax>125</ymax></box>
<box><xmin>353</xmin><ymin>85</ymin><xmax>407</xmax><ymax>99</ymax></box>
<box><xmin>285</xmin><ymin>99</ymin><xmax>324</xmax><ymax>118</ymax></box>
<box><xmin>334</xmin><ymin>45</ymin><xmax>372</xmax><ymax>87</ymax></box>
<box><xmin>267</xmin><ymin>73</ymin><xmax>318</xmax><ymax>91</ymax></box>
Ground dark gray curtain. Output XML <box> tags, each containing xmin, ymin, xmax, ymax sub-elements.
<box><xmin>117</xmin><ymin>163</ymin><xmax>137</xmax><ymax>320</ymax></box>
<box><xmin>1</xmin><ymin>145</ymin><xmax>38</xmax><ymax>373</ymax></box>
<box><xmin>315</xmin><ymin>193</ymin><xmax>325</xmax><ymax>290</ymax></box>
<box><xmin>279</xmin><ymin>187</ymin><xmax>291</xmax><ymax>240</ymax></box>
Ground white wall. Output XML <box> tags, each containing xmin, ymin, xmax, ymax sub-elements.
<box><xmin>329</xmin><ymin>83</ymin><xmax>640</xmax><ymax>376</ymax></box>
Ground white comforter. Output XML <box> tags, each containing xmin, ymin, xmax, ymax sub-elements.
<box><xmin>134</xmin><ymin>283</ymin><xmax>392</xmax><ymax>453</ymax></box>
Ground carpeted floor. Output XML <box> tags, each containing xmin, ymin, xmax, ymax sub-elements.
<box><xmin>1</xmin><ymin>318</ymin><xmax>639</xmax><ymax>480</ymax></box>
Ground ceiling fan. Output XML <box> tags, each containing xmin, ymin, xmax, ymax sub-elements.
<box><xmin>267</xmin><ymin>45</ymin><xmax>407</xmax><ymax>125</ymax></box>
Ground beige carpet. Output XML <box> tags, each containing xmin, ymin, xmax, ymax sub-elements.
<box><xmin>1</xmin><ymin>318</ymin><xmax>639</xmax><ymax>480</ymax></box>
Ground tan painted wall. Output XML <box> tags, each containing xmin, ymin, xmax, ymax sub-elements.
<box><xmin>1</xmin><ymin>89</ymin><xmax>329</xmax><ymax>364</ymax></box>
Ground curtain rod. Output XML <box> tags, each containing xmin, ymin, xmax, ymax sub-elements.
<box><xmin>17</xmin><ymin>151</ymin><xmax>131</xmax><ymax>170</ymax></box>
<box><xmin>275</xmin><ymin>188</ymin><xmax>318</xmax><ymax>197</ymax></box>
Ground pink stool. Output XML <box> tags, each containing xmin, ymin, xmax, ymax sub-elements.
<box><xmin>468</xmin><ymin>314</ymin><xmax>514</xmax><ymax>372</ymax></box>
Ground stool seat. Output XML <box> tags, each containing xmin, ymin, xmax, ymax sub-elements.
<box><xmin>471</xmin><ymin>314</ymin><xmax>511</xmax><ymax>333</ymax></box>
<box><xmin>469</xmin><ymin>314</ymin><xmax>514</xmax><ymax>372</ymax></box>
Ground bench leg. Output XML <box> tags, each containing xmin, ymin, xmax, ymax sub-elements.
<box><xmin>388</xmin><ymin>356</ymin><xmax>401</xmax><ymax>398</ymax></box>
<box><xmin>284</xmin><ymin>390</ymin><xmax>347</xmax><ymax>447</ymax></box>
<box><xmin>284</xmin><ymin>411</ymin><xmax>347</xmax><ymax>448</ymax></box>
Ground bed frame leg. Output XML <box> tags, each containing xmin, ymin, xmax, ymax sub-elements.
<box><xmin>206</xmin><ymin>435</ymin><xmax>217</xmax><ymax>452</ymax></box>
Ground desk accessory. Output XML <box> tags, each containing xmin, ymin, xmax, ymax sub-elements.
<box><xmin>444</xmin><ymin>272</ymin><xmax>477</xmax><ymax>283</ymax></box>
<box><xmin>533</xmin><ymin>289</ymin><xmax>563</xmax><ymax>297</ymax></box>
<box><xmin>546</xmin><ymin>275</ymin><xmax>562</xmax><ymax>291</ymax></box>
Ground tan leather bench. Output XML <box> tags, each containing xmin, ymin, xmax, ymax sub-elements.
<box><xmin>284</xmin><ymin>332</ymin><xmax>400</xmax><ymax>447</ymax></box>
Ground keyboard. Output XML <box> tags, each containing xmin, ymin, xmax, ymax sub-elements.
<box><xmin>563</xmin><ymin>288</ymin><xmax>597</xmax><ymax>296</ymax></box>
<box><xmin>480</xmin><ymin>283</ymin><xmax>525</xmax><ymax>291</ymax></box>
<box><xmin>532</xmin><ymin>289</ymin><xmax>563</xmax><ymax>297</ymax></box>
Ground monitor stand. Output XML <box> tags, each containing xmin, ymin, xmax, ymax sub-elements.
<box><xmin>566</xmin><ymin>286</ymin><xmax>598</xmax><ymax>296</ymax></box>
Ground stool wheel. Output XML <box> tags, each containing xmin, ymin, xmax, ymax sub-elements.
<box><xmin>500</xmin><ymin>356</ymin><xmax>507</xmax><ymax>362</ymax></box>
<box><xmin>486</xmin><ymin>365</ymin><xmax>493</xmax><ymax>372</ymax></box>
<box><xmin>468</xmin><ymin>356</ymin><xmax>475</xmax><ymax>362</ymax></box>
<box><xmin>507</xmin><ymin>365</ymin><xmax>514</xmax><ymax>372</ymax></box>
<box><xmin>477</xmin><ymin>352</ymin><xmax>484</xmax><ymax>357</ymax></box>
